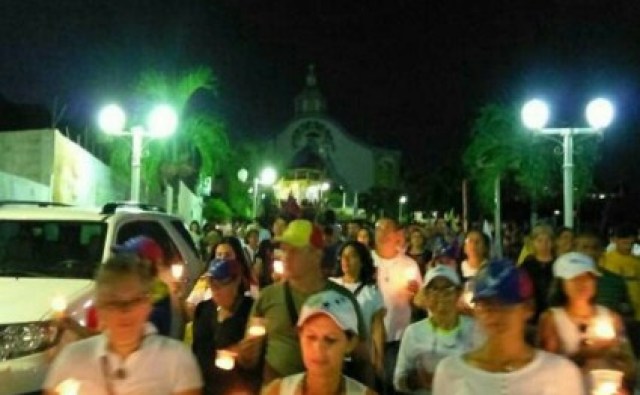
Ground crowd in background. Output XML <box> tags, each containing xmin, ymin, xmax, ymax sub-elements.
<box><xmin>43</xmin><ymin>210</ymin><xmax>640</xmax><ymax>394</ymax></box>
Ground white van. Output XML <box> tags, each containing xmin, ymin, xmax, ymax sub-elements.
<box><xmin>0</xmin><ymin>202</ymin><xmax>203</xmax><ymax>395</ymax></box>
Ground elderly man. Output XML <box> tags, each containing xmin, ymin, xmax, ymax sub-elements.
<box><xmin>237</xmin><ymin>219</ymin><xmax>371</xmax><ymax>387</ymax></box>
<box><xmin>44</xmin><ymin>255</ymin><xmax>202</xmax><ymax>395</ymax></box>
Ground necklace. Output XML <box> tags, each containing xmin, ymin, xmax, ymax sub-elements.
<box><xmin>468</xmin><ymin>347</ymin><xmax>535</xmax><ymax>373</ymax></box>
<box><xmin>300</xmin><ymin>374</ymin><xmax>345</xmax><ymax>395</ymax></box>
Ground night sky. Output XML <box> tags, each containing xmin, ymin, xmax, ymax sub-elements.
<box><xmin>2</xmin><ymin>0</ymin><xmax>640</xmax><ymax>187</ymax></box>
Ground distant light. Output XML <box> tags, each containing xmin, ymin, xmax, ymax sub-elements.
<box><xmin>586</xmin><ymin>98</ymin><xmax>614</xmax><ymax>129</ymax></box>
<box><xmin>399</xmin><ymin>195</ymin><xmax>408</xmax><ymax>204</ymax></box>
<box><xmin>237</xmin><ymin>168</ymin><xmax>249</xmax><ymax>183</ymax></box>
<box><xmin>147</xmin><ymin>104</ymin><xmax>178</xmax><ymax>137</ymax></box>
<box><xmin>259</xmin><ymin>167</ymin><xmax>277</xmax><ymax>186</ymax></box>
<box><xmin>98</xmin><ymin>104</ymin><xmax>126</xmax><ymax>134</ymax></box>
<box><xmin>599</xmin><ymin>193</ymin><xmax>606</xmax><ymax>200</ymax></box>
<box><xmin>521</xmin><ymin>99</ymin><xmax>550</xmax><ymax>129</ymax></box>
<box><xmin>553</xmin><ymin>210</ymin><xmax>561</xmax><ymax>216</ymax></box>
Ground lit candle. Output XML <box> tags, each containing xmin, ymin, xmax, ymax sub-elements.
<box><xmin>55</xmin><ymin>379</ymin><xmax>80</xmax><ymax>395</ymax></box>
<box><xmin>247</xmin><ymin>317</ymin><xmax>266</xmax><ymax>337</ymax></box>
<box><xmin>273</xmin><ymin>260</ymin><xmax>284</xmax><ymax>275</ymax></box>
<box><xmin>51</xmin><ymin>296</ymin><xmax>67</xmax><ymax>319</ymax></box>
<box><xmin>591</xmin><ymin>316</ymin><xmax>616</xmax><ymax>340</ymax></box>
<box><xmin>171</xmin><ymin>263</ymin><xmax>184</xmax><ymax>280</ymax></box>
<box><xmin>215</xmin><ymin>350</ymin><xmax>236</xmax><ymax>370</ymax></box>
<box><xmin>590</xmin><ymin>369</ymin><xmax>622</xmax><ymax>395</ymax></box>
<box><xmin>462</xmin><ymin>281</ymin><xmax>475</xmax><ymax>308</ymax></box>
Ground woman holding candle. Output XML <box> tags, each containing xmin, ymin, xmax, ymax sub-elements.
<box><xmin>331</xmin><ymin>241</ymin><xmax>384</xmax><ymax>338</ymax></box>
<box><xmin>394</xmin><ymin>264</ymin><xmax>479</xmax><ymax>394</ymax></box>
<box><xmin>191</xmin><ymin>258</ymin><xmax>259</xmax><ymax>395</ymax></box>
<box><xmin>261</xmin><ymin>289</ymin><xmax>377</xmax><ymax>395</ymax></box>
<box><xmin>432</xmin><ymin>259</ymin><xmax>585</xmax><ymax>395</ymax></box>
<box><xmin>538</xmin><ymin>252</ymin><xmax>636</xmax><ymax>392</ymax></box>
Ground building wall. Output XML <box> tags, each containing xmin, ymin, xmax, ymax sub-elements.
<box><xmin>0</xmin><ymin>129</ymin><xmax>127</xmax><ymax>206</ymax></box>
<box><xmin>276</xmin><ymin>116</ymin><xmax>378</xmax><ymax>192</ymax></box>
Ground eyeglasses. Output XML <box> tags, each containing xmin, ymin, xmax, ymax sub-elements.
<box><xmin>97</xmin><ymin>294</ymin><xmax>149</xmax><ymax>311</ymax></box>
<box><xmin>474</xmin><ymin>299</ymin><xmax>518</xmax><ymax>313</ymax></box>
<box><xmin>425</xmin><ymin>286</ymin><xmax>458</xmax><ymax>298</ymax></box>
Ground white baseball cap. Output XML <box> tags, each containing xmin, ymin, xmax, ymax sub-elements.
<box><xmin>297</xmin><ymin>290</ymin><xmax>359</xmax><ymax>336</ymax></box>
<box><xmin>553</xmin><ymin>252</ymin><xmax>601</xmax><ymax>279</ymax></box>
<box><xmin>423</xmin><ymin>264</ymin><xmax>461</xmax><ymax>288</ymax></box>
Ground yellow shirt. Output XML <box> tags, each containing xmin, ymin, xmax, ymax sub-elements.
<box><xmin>601</xmin><ymin>250</ymin><xmax>640</xmax><ymax>320</ymax></box>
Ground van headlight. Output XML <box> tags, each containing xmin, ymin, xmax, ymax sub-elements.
<box><xmin>0</xmin><ymin>321</ymin><xmax>60</xmax><ymax>361</ymax></box>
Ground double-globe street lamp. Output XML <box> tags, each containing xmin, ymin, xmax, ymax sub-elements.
<box><xmin>98</xmin><ymin>103</ymin><xmax>178</xmax><ymax>202</ymax></box>
<box><xmin>521</xmin><ymin>98</ymin><xmax>614</xmax><ymax>228</ymax></box>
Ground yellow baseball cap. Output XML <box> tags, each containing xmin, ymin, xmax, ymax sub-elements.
<box><xmin>275</xmin><ymin>219</ymin><xmax>324</xmax><ymax>250</ymax></box>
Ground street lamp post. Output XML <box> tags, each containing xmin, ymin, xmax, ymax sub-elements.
<box><xmin>98</xmin><ymin>103</ymin><xmax>178</xmax><ymax>202</ymax></box>
<box><xmin>398</xmin><ymin>195</ymin><xmax>408</xmax><ymax>222</ymax></box>
<box><xmin>521</xmin><ymin>98</ymin><xmax>614</xmax><ymax>228</ymax></box>
<box><xmin>252</xmin><ymin>167</ymin><xmax>277</xmax><ymax>218</ymax></box>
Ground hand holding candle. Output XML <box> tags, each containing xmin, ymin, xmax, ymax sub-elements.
<box><xmin>247</xmin><ymin>317</ymin><xmax>267</xmax><ymax>338</ymax></box>
<box><xmin>55</xmin><ymin>378</ymin><xmax>80</xmax><ymax>395</ymax></box>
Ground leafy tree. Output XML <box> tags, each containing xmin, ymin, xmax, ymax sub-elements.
<box><xmin>203</xmin><ymin>198</ymin><xmax>233</xmax><ymax>223</ymax></box>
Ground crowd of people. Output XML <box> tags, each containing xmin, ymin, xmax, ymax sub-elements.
<box><xmin>42</xmin><ymin>212</ymin><xmax>640</xmax><ymax>395</ymax></box>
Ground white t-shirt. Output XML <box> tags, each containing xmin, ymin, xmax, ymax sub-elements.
<box><xmin>432</xmin><ymin>350</ymin><xmax>585</xmax><ymax>395</ymax></box>
<box><xmin>330</xmin><ymin>277</ymin><xmax>384</xmax><ymax>337</ymax></box>
<box><xmin>44</xmin><ymin>326</ymin><xmax>203</xmax><ymax>395</ymax></box>
<box><xmin>394</xmin><ymin>316</ymin><xmax>481</xmax><ymax>395</ymax></box>
<box><xmin>373</xmin><ymin>251</ymin><xmax>422</xmax><ymax>341</ymax></box>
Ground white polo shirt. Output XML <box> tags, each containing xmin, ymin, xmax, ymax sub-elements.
<box><xmin>44</xmin><ymin>325</ymin><xmax>202</xmax><ymax>395</ymax></box>
<box><xmin>374</xmin><ymin>251</ymin><xmax>422</xmax><ymax>341</ymax></box>
<box><xmin>432</xmin><ymin>351</ymin><xmax>585</xmax><ymax>395</ymax></box>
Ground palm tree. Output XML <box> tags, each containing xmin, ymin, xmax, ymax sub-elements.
<box><xmin>463</xmin><ymin>102</ymin><xmax>599</xmax><ymax>224</ymax></box>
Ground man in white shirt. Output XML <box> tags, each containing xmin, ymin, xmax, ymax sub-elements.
<box><xmin>373</xmin><ymin>217</ymin><xmax>422</xmax><ymax>394</ymax></box>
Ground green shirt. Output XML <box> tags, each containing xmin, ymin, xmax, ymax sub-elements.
<box><xmin>596</xmin><ymin>266</ymin><xmax>634</xmax><ymax>318</ymax></box>
<box><xmin>251</xmin><ymin>280</ymin><xmax>367</xmax><ymax>377</ymax></box>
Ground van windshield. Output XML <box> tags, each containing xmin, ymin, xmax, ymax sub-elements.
<box><xmin>0</xmin><ymin>220</ymin><xmax>107</xmax><ymax>279</ymax></box>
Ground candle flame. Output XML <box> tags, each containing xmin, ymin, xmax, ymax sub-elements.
<box><xmin>215</xmin><ymin>350</ymin><xmax>236</xmax><ymax>370</ymax></box>
<box><xmin>51</xmin><ymin>296</ymin><xmax>67</xmax><ymax>313</ymax></box>
<box><xmin>273</xmin><ymin>260</ymin><xmax>284</xmax><ymax>275</ymax></box>
<box><xmin>171</xmin><ymin>263</ymin><xmax>184</xmax><ymax>280</ymax></box>
<box><xmin>592</xmin><ymin>317</ymin><xmax>615</xmax><ymax>340</ymax></box>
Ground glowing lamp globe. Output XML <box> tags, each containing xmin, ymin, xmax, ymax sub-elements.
<box><xmin>586</xmin><ymin>98</ymin><xmax>614</xmax><ymax>129</ymax></box>
<box><xmin>259</xmin><ymin>167</ymin><xmax>277</xmax><ymax>186</ymax></box>
<box><xmin>147</xmin><ymin>104</ymin><xmax>178</xmax><ymax>138</ymax></box>
<box><xmin>521</xmin><ymin>99</ymin><xmax>550</xmax><ymax>129</ymax></box>
<box><xmin>98</xmin><ymin>104</ymin><xmax>126</xmax><ymax>134</ymax></box>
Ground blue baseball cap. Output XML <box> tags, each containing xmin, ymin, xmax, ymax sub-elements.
<box><xmin>205</xmin><ymin>258</ymin><xmax>240</xmax><ymax>283</ymax></box>
<box><xmin>472</xmin><ymin>259</ymin><xmax>533</xmax><ymax>305</ymax></box>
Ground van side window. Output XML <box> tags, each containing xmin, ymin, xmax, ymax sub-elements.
<box><xmin>116</xmin><ymin>221</ymin><xmax>181</xmax><ymax>265</ymax></box>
